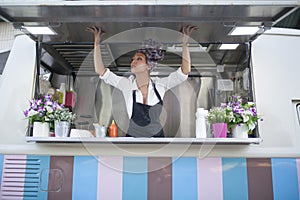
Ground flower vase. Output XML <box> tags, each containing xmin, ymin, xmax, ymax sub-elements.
<box><xmin>32</xmin><ymin>122</ymin><xmax>50</xmax><ymax>137</ymax></box>
<box><xmin>212</xmin><ymin>123</ymin><xmax>227</xmax><ymax>138</ymax></box>
<box><xmin>232</xmin><ymin>124</ymin><xmax>248</xmax><ymax>138</ymax></box>
<box><xmin>55</xmin><ymin>121</ymin><xmax>71</xmax><ymax>137</ymax></box>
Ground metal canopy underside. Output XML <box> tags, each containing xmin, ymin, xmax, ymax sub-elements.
<box><xmin>0</xmin><ymin>1</ymin><xmax>299</xmax><ymax>75</ymax></box>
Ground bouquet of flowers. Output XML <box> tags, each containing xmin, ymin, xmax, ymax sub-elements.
<box><xmin>207</xmin><ymin>107</ymin><xmax>229</xmax><ymax>124</ymax></box>
<box><xmin>47</xmin><ymin>107</ymin><xmax>76</xmax><ymax>123</ymax></box>
<box><xmin>221</xmin><ymin>95</ymin><xmax>262</xmax><ymax>133</ymax></box>
<box><xmin>23</xmin><ymin>94</ymin><xmax>61</xmax><ymax>125</ymax></box>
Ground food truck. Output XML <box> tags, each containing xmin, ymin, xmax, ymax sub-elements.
<box><xmin>0</xmin><ymin>1</ymin><xmax>300</xmax><ymax>199</ymax></box>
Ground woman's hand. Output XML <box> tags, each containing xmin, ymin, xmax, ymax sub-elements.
<box><xmin>86</xmin><ymin>26</ymin><xmax>105</xmax><ymax>44</ymax></box>
<box><xmin>181</xmin><ymin>25</ymin><xmax>198</xmax><ymax>44</ymax></box>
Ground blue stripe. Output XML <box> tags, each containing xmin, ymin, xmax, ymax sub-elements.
<box><xmin>0</xmin><ymin>154</ymin><xmax>3</xmax><ymax>188</ymax></box>
<box><xmin>222</xmin><ymin>158</ymin><xmax>248</xmax><ymax>200</ymax></box>
<box><xmin>25</xmin><ymin>155</ymin><xmax>50</xmax><ymax>200</ymax></box>
<box><xmin>272</xmin><ymin>158</ymin><xmax>299</xmax><ymax>200</ymax></box>
<box><xmin>122</xmin><ymin>157</ymin><xmax>148</xmax><ymax>200</ymax></box>
<box><xmin>172</xmin><ymin>157</ymin><xmax>198</xmax><ymax>200</ymax></box>
<box><xmin>72</xmin><ymin>156</ymin><xmax>98</xmax><ymax>200</ymax></box>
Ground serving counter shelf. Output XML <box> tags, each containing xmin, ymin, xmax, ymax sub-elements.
<box><xmin>25</xmin><ymin>137</ymin><xmax>262</xmax><ymax>145</ymax></box>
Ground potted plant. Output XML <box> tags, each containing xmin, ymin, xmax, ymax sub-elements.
<box><xmin>207</xmin><ymin>107</ymin><xmax>229</xmax><ymax>138</ymax></box>
<box><xmin>48</xmin><ymin>106</ymin><xmax>76</xmax><ymax>137</ymax></box>
<box><xmin>221</xmin><ymin>96</ymin><xmax>262</xmax><ymax>138</ymax></box>
<box><xmin>23</xmin><ymin>94</ymin><xmax>60</xmax><ymax>137</ymax></box>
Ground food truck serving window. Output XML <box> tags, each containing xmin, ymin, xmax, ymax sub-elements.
<box><xmin>25</xmin><ymin>39</ymin><xmax>261</xmax><ymax>145</ymax></box>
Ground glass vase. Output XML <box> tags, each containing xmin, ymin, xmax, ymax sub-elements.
<box><xmin>54</xmin><ymin>121</ymin><xmax>71</xmax><ymax>137</ymax></box>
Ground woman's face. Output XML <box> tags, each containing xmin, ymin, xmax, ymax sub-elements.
<box><xmin>130</xmin><ymin>52</ymin><xmax>149</xmax><ymax>74</ymax></box>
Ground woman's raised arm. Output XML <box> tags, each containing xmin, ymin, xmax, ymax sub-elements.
<box><xmin>181</xmin><ymin>25</ymin><xmax>198</xmax><ymax>75</ymax></box>
<box><xmin>86</xmin><ymin>26</ymin><xmax>107</xmax><ymax>76</ymax></box>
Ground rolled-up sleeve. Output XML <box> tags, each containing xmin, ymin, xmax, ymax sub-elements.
<box><xmin>99</xmin><ymin>68</ymin><xmax>132</xmax><ymax>94</ymax></box>
<box><xmin>157</xmin><ymin>68</ymin><xmax>188</xmax><ymax>90</ymax></box>
<box><xmin>99</xmin><ymin>68</ymin><xmax>125</xmax><ymax>88</ymax></box>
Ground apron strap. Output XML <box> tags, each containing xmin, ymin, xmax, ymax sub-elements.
<box><xmin>132</xmin><ymin>80</ymin><xmax>163</xmax><ymax>103</ymax></box>
<box><xmin>132</xmin><ymin>90</ymin><xmax>136</xmax><ymax>102</ymax></box>
<box><xmin>151</xmin><ymin>81</ymin><xmax>163</xmax><ymax>102</ymax></box>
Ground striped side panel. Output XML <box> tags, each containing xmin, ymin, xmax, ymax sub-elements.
<box><xmin>25</xmin><ymin>155</ymin><xmax>50</xmax><ymax>200</ymax></box>
<box><xmin>48</xmin><ymin>156</ymin><xmax>74</xmax><ymax>200</ymax></box>
<box><xmin>97</xmin><ymin>156</ymin><xmax>123</xmax><ymax>200</ymax></box>
<box><xmin>148</xmin><ymin>157</ymin><xmax>172</xmax><ymax>200</ymax></box>
<box><xmin>0</xmin><ymin>155</ymin><xmax>50</xmax><ymax>200</ymax></box>
<box><xmin>271</xmin><ymin>158</ymin><xmax>299</xmax><ymax>200</ymax></box>
<box><xmin>72</xmin><ymin>156</ymin><xmax>98</xmax><ymax>200</ymax></box>
<box><xmin>0</xmin><ymin>154</ymin><xmax>3</xmax><ymax>188</ymax></box>
<box><xmin>122</xmin><ymin>157</ymin><xmax>148</xmax><ymax>200</ymax></box>
<box><xmin>246</xmin><ymin>158</ymin><xmax>273</xmax><ymax>200</ymax></box>
<box><xmin>172</xmin><ymin>157</ymin><xmax>198</xmax><ymax>200</ymax></box>
<box><xmin>197</xmin><ymin>157</ymin><xmax>223</xmax><ymax>200</ymax></box>
<box><xmin>222</xmin><ymin>158</ymin><xmax>248</xmax><ymax>200</ymax></box>
<box><xmin>0</xmin><ymin>155</ymin><xmax>26</xmax><ymax>200</ymax></box>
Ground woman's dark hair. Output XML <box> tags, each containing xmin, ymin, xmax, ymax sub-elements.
<box><xmin>136</xmin><ymin>39</ymin><xmax>165</xmax><ymax>70</ymax></box>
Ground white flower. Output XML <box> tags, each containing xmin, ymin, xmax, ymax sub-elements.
<box><xmin>248</xmin><ymin>121</ymin><xmax>256</xmax><ymax>130</ymax></box>
<box><xmin>28</xmin><ymin>109</ymin><xmax>38</xmax><ymax>117</ymax></box>
<box><xmin>57</xmin><ymin>104</ymin><xmax>64</xmax><ymax>110</ymax></box>
<box><xmin>229</xmin><ymin>111</ymin><xmax>235</xmax><ymax>122</ymax></box>
<box><xmin>247</xmin><ymin>102</ymin><xmax>254</xmax><ymax>106</ymax></box>
<box><xmin>45</xmin><ymin>106</ymin><xmax>53</xmax><ymax>113</ymax></box>
<box><xmin>45</xmin><ymin>101</ymin><xmax>53</xmax><ymax>106</ymax></box>
<box><xmin>245</xmin><ymin>110</ymin><xmax>253</xmax><ymax>116</ymax></box>
<box><xmin>242</xmin><ymin>113</ymin><xmax>249</xmax><ymax>122</ymax></box>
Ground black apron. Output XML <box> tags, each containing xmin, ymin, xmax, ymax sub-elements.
<box><xmin>126</xmin><ymin>82</ymin><xmax>164</xmax><ymax>137</ymax></box>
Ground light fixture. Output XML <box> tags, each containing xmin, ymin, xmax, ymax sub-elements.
<box><xmin>23</xmin><ymin>26</ymin><xmax>57</xmax><ymax>35</ymax></box>
<box><xmin>219</xmin><ymin>44</ymin><xmax>239</xmax><ymax>50</ymax></box>
<box><xmin>167</xmin><ymin>44</ymin><xmax>206</xmax><ymax>52</ymax></box>
<box><xmin>229</xmin><ymin>26</ymin><xmax>260</xmax><ymax>36</ymax></box>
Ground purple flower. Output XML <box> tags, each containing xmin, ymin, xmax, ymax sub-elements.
<box><xmin>221</xmin><ymin>103</ymin><xmax>227</xmax><ymax>107</ymax></box>
<box><xmin>24</xmin><ymin>110</ymin><xmax>29</xmax><ymax>117</ymax></box>
<box><xmin>250</xmin><ymin>107</ymin><xmax>257</xmax><ymax>116</ymax></box>
<box><xmin>233</xmin><ymin>106</ymin><xmax>244</xmax><ymax>114</ymax></box>
<box><xmin>36</xmin><ymin>99</ymin><xmax>42</xmax><ymax>106</ymax></box>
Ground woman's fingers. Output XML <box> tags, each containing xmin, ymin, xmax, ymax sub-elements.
<box><xmin>181</xmin><ymin>25</ymin><xmax>198</xmax><ymax>43</ymax></box>
<box><xmin>86</xmin><ymin>26</ymin><xmax>105</xmax><ymax>35</ymax></box>
<box><xmin>86</xmin><ymin>26</ymin><xmax>106</xmax><ymax>43</ymax></box>
<box><xmin>182</xmin><ymin>25</ymin><xmax>198</xmax><ymax>36</ymax></box>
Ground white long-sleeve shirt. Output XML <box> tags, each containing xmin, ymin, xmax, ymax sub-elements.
<box><xmin>100</xmin><ymin>68</ymin><xmax>188</xmax><ymax>118</ymax></box>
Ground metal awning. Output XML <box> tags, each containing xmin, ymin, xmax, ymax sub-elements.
<box><xmin>0</xmin><ymin>1</ymin><xmax>299</xmax><ymax>75</ymax></box>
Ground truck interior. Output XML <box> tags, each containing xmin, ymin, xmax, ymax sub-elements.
<box><xmin>1</xmin><ymin>2</ymin><xmax>299</xmax><ymax>138</ymax></box>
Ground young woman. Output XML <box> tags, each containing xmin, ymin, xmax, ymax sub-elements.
<box><xmin>87</xmin><ymin>25</ymin><xmax>198</xmax><ymax>137</ymax></box>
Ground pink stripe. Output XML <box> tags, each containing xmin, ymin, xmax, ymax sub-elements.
<box><xmin>197</xmin><ymin>157</ymin><xmax>223</xmax><ymax>200</ymax></box>
<box><xmin>97</xmin><ymin>156</ymin><xmax>123</xmax><ymax>200</ymax></box>
<box><xmin>296</xmin><ymin>159</ymin><xmax>300</xmax><ymax>198</ymax></box>
<box><xmin>1</xmin><ymin>155</ymin><xmax>26</xmax><ymax>199</ymax></box>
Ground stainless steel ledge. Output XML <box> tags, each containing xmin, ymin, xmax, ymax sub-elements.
<box><xmin>25</xmin><ymin>137</ymin><xmax>262</xmax><ymax>145</ymax></box>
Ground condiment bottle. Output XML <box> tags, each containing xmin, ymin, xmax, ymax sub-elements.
<box><xmin>109</xmin><ymin>120</ymin><xmax>118</xmax><ymax>137</ymax></box>
<box><xmin>58</xmin><ymin>83</ymin><xmax>66</xmax><ymax>105</ymax></box>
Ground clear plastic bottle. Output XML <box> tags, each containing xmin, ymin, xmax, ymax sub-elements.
<box><xmin>195</xmin><ymin>108</ymin><xmax>207</xmax><ymax>138</ymax></box>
